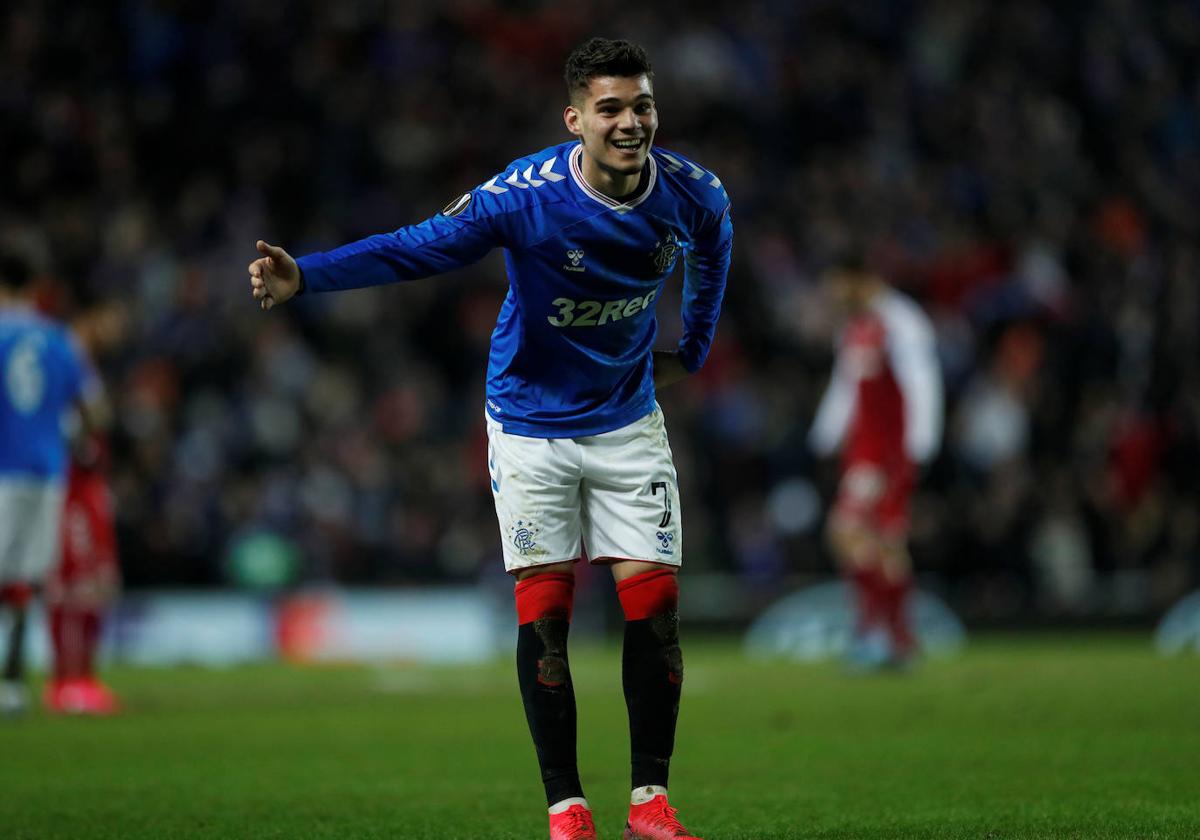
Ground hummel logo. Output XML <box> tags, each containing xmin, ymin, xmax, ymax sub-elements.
<box><xmin>563</xmin><ymin>249</ymin><xmax>586</xmax><ymax>272</ymax></box>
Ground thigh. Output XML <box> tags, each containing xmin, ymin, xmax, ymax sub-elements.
<box><xmin>23</xmin><ymin>482</ymin><xmax>64</xmax><ymax>582</ymax></box>
<box><xmin>0</xmin><ymin>482</ymin><xmax>22</xmax><ymax>582</ymax></box>
<box><xmin>829</xmin><ymin>459</ymin><xmax>913</xmax><ymax>565</ymax></box>
<box><xmin>875</xmin><ymin>461</ymin><xmax>915</xmax><ymax>539</ymax></box>
<box><xmin>579</xmin><ymin>406</ymin><xmax>682</xmax><ymax>567</ymax></box>
<box><xmin>831</xmin><ymin>460</ymin><xmax>913</xmax><ymax>534</ymax></box>
<box><xmin>51</xmin><ymin>478</ymin><xmax>121</xmax><ymax>603</ymax></box>
<box><xmin>486</xmin><ymin>416</ymin><xmax>584</xmax><ymax>574</ymax></box>
<box><xmin>0</xmin><ymin>481</ymin><xmax>63</xmax><ymax>583</ymax></box>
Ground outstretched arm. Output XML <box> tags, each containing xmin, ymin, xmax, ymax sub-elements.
<box><xmin>250</xmin><ymin>184</ymin><xmax>509</xmax><ymax>308</ymax></box>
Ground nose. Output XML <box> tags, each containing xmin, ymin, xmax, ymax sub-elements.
<box><xmin>619</xmin><ymin>108</ymin><xmax>639</xmax><ymax>131</ymax></box>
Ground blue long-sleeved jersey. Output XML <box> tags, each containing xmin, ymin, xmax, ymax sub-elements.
<box><xmin>297</xmin><ymin>140</ymin><xmax>733</xmax><ymax>437</ymax></box>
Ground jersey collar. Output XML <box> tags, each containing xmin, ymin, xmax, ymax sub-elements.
<box><xmin>568</xmin><ymin>143</ymin><xmax>657</xmax><ymax>213</ymax></box>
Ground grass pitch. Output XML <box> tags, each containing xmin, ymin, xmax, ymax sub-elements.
<box><xmin>2</xmin><ymin>634</ymin><xmax>1197</xmax><ymax>839</ymax></box>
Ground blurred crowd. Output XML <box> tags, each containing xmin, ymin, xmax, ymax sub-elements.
<box><xmin>2</xmin><ymin>0</ymin><xmax>1197</xmax><ymax>620</ymax></box>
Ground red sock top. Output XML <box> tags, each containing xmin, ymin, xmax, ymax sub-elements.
<box><xmin>514</xmin><ymin>572</ymin><xmax>575</xmax><ymax>624</ymax></box>
<box><xmin>0</xmin><ymin>583</ymin><xmax>33</xmax><ymax>609</ymax></box>
<box><xmin>616</xmin><ymin>568</ymin><xmax>679</xmax><ymax>621</ymax></box>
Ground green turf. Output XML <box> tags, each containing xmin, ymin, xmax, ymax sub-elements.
<box><xmin>2</xmin><ymin>634</ymin><xmax>1197</xmax><ymax>839</ymax></box>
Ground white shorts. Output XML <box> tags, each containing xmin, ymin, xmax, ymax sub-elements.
<box><xmin>0</xmin><ymin>478</ymin><xmax>65</xmax><ymax>584</ymax></box>
<box><xmin>486</xmin><ymin>406</ymin><xmax>682</xmax><ymax>573</ymax></box>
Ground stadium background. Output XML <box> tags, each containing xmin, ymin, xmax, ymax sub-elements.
<box><xmin>3</xmin><ymin>0</ymin><xmax>1198</xmax><ymax>632</ymax></box>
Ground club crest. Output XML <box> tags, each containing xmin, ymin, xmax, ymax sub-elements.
<box><xmin>509</xmin><ymin>520</ymin><xmax>543</xmax><ymax>556</ymax></box>
<box><xmin>650</xmin><ymin>233</ymin><xmax>680</xmax><ymax>274</ymax></box>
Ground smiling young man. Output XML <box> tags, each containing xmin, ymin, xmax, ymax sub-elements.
<box><xmin>249</xmin><ymin>37</ymin><xmax>732</xmax><ymax>840</ymax></box>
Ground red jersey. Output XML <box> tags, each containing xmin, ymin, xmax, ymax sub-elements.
<box><xmin>840</xmin><ymin>315</ymin><xmax>906</xmax><ymax>465</ymax></box>
<box><xmin>811</xmin><ymin>288</ymin><xmax>942</xmax><ymax>468</ymax></box>
<box><xmin>810</xmin><ymin>289</ymin><xmax>942</xmax><ymax>534</ymax></box>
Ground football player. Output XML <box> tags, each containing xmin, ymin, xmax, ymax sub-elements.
<box><xmin>249</xmin><ymin>37</ymin><xmax>732</xmax><ymax>840</ymax></box>
<box><xmin>43</xmin><ymin>301</ymin><xmax>125</xmax><ymax>715</ymax></box>
<box><xmin>0</xmin><ymin>251</ymin><xmax>97</xmax><ymax>717</ymax></box>
<box><xmin>810</xmin><ymin>251</ymin><xmax>942</xmax><ymax>669</ymax></box>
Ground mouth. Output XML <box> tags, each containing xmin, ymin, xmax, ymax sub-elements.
<box><xmin>611</xmin><ymin>137</ymin><xmax>645</xmax><ymax>155</ymax></box>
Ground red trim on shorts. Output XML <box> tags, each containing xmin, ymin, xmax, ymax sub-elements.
<box><xmin>0</xmin><ymin>583</ymin><xmax>34</xmax><ymax>609</ymax></box>
<box><xmin>514</xmin><ymin>572</ymin><xmax>575</xmax><ymax>624</ymax></box>
<box><xmin>615</xmin><ymin>568</ymin><xmax>679</xmax><ymax>621</ymax></box>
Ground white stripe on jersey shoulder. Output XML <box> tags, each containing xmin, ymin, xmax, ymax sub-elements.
<box><xmin>480</xmin><ymin>153</ymin><xmax>569</xmax><ymax>195</ymax></box>
<box><xmin>568</xmin><ymin>143</ymin><xmax>658</xmax><ymax>213</ymax></box>
<box><xmin>656</xmin><ymin>149</ymin><xmax>722</xmax><ymax>189</ymax></box>
<box><xmin>872</xmin><ymin>288</ymin><xmax>935</xmax><ymax>344</ymax></box>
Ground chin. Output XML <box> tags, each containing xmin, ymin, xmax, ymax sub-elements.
<box><xmin>609</xmin><ymin>157</ymin><xmax>646</xmax><ymax>176</ymax></box>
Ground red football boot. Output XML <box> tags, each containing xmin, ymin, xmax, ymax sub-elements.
<box><xmin>44</xmin><ymin>678</ymin><xmax>119</xmax><ymax>715</ymax></box>
<box><xmin>77</xmin><ymin>677</ymin><xmax>120</xmax><ymax>715</ymax></box>
<box><xmin>548</xmin><ymin>803</ymin><xmax>597</xmax><ymax>840</ymax></box>
<box><xmin>43</xmin><ymin>678</ymin><xmax>81</xmax><ymax>714</ymax></box>
<box><xmin>623</xmin><ymin>794</ymin><xmax>702</xmax><ymax>839</ymax></box>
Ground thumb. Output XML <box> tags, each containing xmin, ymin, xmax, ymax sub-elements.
<box><xmin>256</xmin><ymin>239</ymin><xmax>284</xmax><ymax>259</ymax></box>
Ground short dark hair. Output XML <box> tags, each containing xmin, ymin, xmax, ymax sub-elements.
<box><xmin>564</xmin><ymin>38</ymin><xmax>653</xmax><ymax>103</ymax></box>
<box><xmin>826</xmin><ymin>242</ymin><xmax>871</xmax><ymax>275</ymax></box>
<box><xmin>0</xmin><ymin>251</ymin><xmax>33</xmax><ymax>291</ymax></box>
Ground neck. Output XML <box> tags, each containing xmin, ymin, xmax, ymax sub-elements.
<box><xmin>855</xmin><ymin>281</ymin><xmax>885</xmax><ymax>310</ymax></box>
<box><xmin>580</xmin><ymin>151</ymin><xmax>642</xmax><ymax>200</ymax></box>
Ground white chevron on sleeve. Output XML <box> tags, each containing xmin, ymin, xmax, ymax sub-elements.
<box><xmin>709</xmin><ymin>174</ymin><xmax>722</xmax><ymax>188</ymax></box>
<box><xmin>660</xmin><ymin>153</ymin><xmax>684</xmax><ymax>173</ymax></box>
<box><xmin>685</xmin><ymin>161</ymin><xmax>705</xmax><ymax>180</ymax></box>
<box><xmin>539</xmin><ymin>158</ymin><xmax>565</xmax><ymax>182</ymax></box>
<box><xmin>481</xmin><ymin>176</ymin><xmax>508</xmax><ymax>194</ymax></box>
<box><xmin>522</xmin><ymin>165</ymin><xmax>545</xmax><ymax>187</ymax></box>
<box><xmin>504</xmin><ymin>169</ymin><xmax>529</xmax><ymax>189</ymax></box>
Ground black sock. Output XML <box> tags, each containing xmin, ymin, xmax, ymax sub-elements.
<box><xmin>3</xmin><ymin>607</ymin><xmax>28</xmax><ymax>682</ymax></box>
<box><xmin>517</xmin><ymin>617</ymin><xmax>583</xmax><ymax>806</ymax></box>
<box><xmin>623</xmin><ymin>611</ymin><xmax>683</xmax><ymax>790</ymax></box>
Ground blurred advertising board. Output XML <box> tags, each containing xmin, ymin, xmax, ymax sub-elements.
<box><xmin>743</xmin><ymin>581</ymin><xmax>966</xmax><ymax>661</ymax></box>
<box><xmin>83</xmin><ymin>588</ymin><xmax>502</xmax><ymax>667</ymax></box>
<box><xmin>1155</xmin><ymin>590</ymin><xmax>1200</xmax><ymax>655</ymax></box>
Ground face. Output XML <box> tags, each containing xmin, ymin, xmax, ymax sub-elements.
<box><xmin>823</xmin><ymin>269</ymin><xmax>870</xmax><ymax>313</ymax></box>
<box><xmin>564</xmin><ymin>74</ymin><xmax>658</xmax><ymax>177</ymax></box>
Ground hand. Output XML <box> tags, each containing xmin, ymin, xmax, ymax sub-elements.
<box><xmin>652</xmin><ymin>350</ymin><xmax>690</xmax><ymax>389</ymax></box>
<box><xmin>248</xmin><ymin>240</ymin><xmax>301</xmax><ymax>310</ymax></box>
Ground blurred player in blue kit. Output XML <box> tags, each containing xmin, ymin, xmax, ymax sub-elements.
<box><xmin>249</xmin><ymin>38</ymin><xmax>731</xmax><ymax>840</ymax></box>
<box><xmin>0</xmin><ymin>251</ymin><xmax>96</xmax><ymax>717</ymax></box>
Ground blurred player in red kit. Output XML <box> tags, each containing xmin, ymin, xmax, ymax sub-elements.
<box><xmin>43</xmin><ymin>302</ymin><xmax>125</xmax><ymax>715</ymax></box>
<box><xmin>809</xmin><ymin>252</ymin><xmax>942</xmax><ymax>668</ymax></box>
<box><xmin>43</xmin><ymin>438</ymin><xmax>120</xmax><ymax>714</ymax></box>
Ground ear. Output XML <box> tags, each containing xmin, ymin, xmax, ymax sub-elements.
<box><xmin>564</xmin><ymin>104</ymin><xmax>582</xmax><ymax>137</ymax></box>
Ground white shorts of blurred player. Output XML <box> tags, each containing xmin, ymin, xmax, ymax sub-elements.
<box><xmin>486</xmin><ymin>406</ymin><xmax>683</xmax><ymax>574</ymax></box>
<box><xmin>0</xmin><ymin>478</ymin><xmax>65</xmax><ymax>584</ymax></box>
